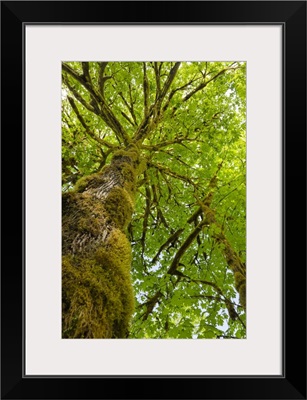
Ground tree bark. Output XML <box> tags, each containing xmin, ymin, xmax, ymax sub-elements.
<box><xmin>62</xmin><ymin>145</ymin><xmax>142</xmax><ymax>338</ymax></box>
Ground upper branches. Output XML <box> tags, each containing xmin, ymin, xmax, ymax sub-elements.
<box><xmin>62</xmin><ymin>62</ymin><xmax>130</xmax><ymax>146</ymax></box>
<box><xmin>133</xmin><ymin>62</ymin><xmax>181</xmax><ymax>143</ymax></box>
<box><xmin>183</xmin><ymin>62</ymin><xmax>239</xmax><ymax>102</ymax></box>
<box><xmin>67</xmin><ymin>96</ymin><xmax>116</xmax><ymax>150</ymax></box>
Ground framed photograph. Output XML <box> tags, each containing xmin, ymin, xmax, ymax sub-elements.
<box><xmin>1</xmin><ymin>1</ymin><xmax>306</xmax><ymax>399</ymax></box>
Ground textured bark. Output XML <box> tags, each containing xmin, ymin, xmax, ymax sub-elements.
<box><xmin>62</xmin><ymin>145</ymin><xmax>142</xmax><ymax>338</ymax></box>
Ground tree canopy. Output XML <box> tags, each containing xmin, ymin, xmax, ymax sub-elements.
<box><xmin>62</xmin><ymin>61</ymin><xmax>246</xmax><ymax>339</ymax></box>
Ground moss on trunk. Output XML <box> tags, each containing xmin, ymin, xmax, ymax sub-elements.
<box><xmin>62</xmin><ymin>146</ymin><xmax>143</xmax><ymax>338</ymax></box>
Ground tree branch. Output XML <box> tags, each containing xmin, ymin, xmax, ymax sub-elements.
<box><xmin>149</xmin><ymin>161</ymin><xmax>198</xmax><ymax>188</ymax></box>
<box><xmin>98</xmin><ymin>62</ymin><xmax>110</xmax><ymax>96</ymax></box>
<box><xmin>63</xmin><ymin>74</ymin><xmax>97</xmax><ymax>114</ymax></box>
<box><xmin>140</xmin><ymin>172</ymin><xmax>152</xmax><ymax>259</ymax></box>
<box><xmin>154</xmin><ymin>62</ymin><xmax>161</xmax><ymax>101</ymax></box>
<box><xmin>63</xmin><ymin>62</ymin><xmax>131</xmax><ymax>146</ymax></box>
<box><xmin>189</xmin><ymin>184</ymin><xmax>246</xmax><ymax>309</ymax></box>
<box><xmin>160</xmin><ymin>62</ymin><xmax>181</xmax><ymax>102</ymax></box>
<box><xmin>118</xmin><ymin>91</ymin><xmax>137</xmax><ymax>126</ymax></box>
<box><xmin>183</xmin><ymin>63</ymin><xmax>238</xmax><ymax>102</ymax></box>
<box><xmin>187</xmin><ymin>163</ymin><xmax>223</xmax><ymax>224</ymax></box>
<box><xmin>81</xmin><ymin>62</ymin><xmax>92</xmax><ymax>85</ymax></box>
<box><xmin>167</xmin><ymin>221</ymin><xmax>207</xmax><ymax>275</ymax></box>
<box><xmin>67</xmin><ymin>96</ymin><xmax>116</xmax><ymax>149</ymax></box>
<box><xmin>140</xmin><ymin>136</ymin><xmax>204</xmax><ymax>151</ymax></box>
<box><xmin>143</xmin><ymin>63</ymin><xmax>150</xmax><ymax>117</ymax></box>
<box><xmin>120</xmin><ymin>110</ymin><xmax>135</xmax><ymax>127</ymax></box>
<box><xmin>162</xmin><ymin>75</ymin><xmax>200</xmax><ymax>112</ymax></box>
<box><xmin>152</xmin><ymin>228</ymin><xmax>185</xmax><ymax>264</ymax></box>
<box><xmin>63</xmin><ymin>62</ymin><xmax>100</xmax><ymax>103</ymax></box>
<box><xmin>134</xmin><ymin>63</ymin><xmax>181</xmax><ymax>144</ymax></box>
<box><xmin>141</xmin><ymin>291</ymin><xmax>163</xmax><ymax>321</ymax></box>
<box><xmin>128</xmin><ymin>83</ymin><xmax>138</xmax><ymax>125</ymax></box>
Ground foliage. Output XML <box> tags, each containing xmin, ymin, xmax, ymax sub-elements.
<box><xmin>62</xmin><ymin>61</ymin><xmax>246</xmax><ymax>339</ymax></box>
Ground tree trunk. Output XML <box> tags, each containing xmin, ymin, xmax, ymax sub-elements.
<box><xmin>62</xmin><ymin>145</ymin><xmax>142</xmax><ymax>338</ymax></box>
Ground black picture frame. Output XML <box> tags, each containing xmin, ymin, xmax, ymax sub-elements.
<box><xmin>1</xmin><ymin>1</ymin><xmax>306</xmax><ymax>399</ymax></box>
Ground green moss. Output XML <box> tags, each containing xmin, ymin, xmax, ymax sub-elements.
<box><xmin>96</xmin><ymin>228</ymin><xmax>132</xmax><ymax>272</ymax></box>
<box><xmin>113</xmin><ymin>145</ymin><xmax>140</xmax><ymax>164</ymax></box>
<box><xmin>234</xmin><ymin>272</ymin><xmax>246</xmax><ymax>310</ymax></box>
<box><xmin>73</xmin><ymin>172</ymin><xmax>107</xmax><ymax>193</ymax></box>
<box><xmin>62</xmin><ymin>188</ymin><xmax>135</xmax><ymax>338</ymax></box>
<box><xmin>104</xmin><ymin>187</ymin><xmax>134</xmax><ymax>229</ymax></box>
<box><xmin>121</xmin><ymin>163</ymin><xmax>136</xmax><ymax>189</ymax></box>
<box><xmin>62</xmin><ymin>147</ymin><xmax>143</xmax><ymax>338</ymax></box>
<box><xmin>138</xmin><ymin>157</ymin><xmax>148</xmax><ymax>175</ymax></box>
<box><xmin>62</xmin><ymin>229</ymin><xmax>134</xmax><ymax>338</ymax></box>
<box><xmin>239</xmin><ymin>283</ymin><xmax>246</xmax><ymax>310</ymax></box>
<box><xmin>234</xmin><ymin>271</ymin><xmax>245</xmax><ymax>289</ymax></box>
